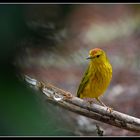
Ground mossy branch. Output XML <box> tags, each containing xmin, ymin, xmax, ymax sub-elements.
<box><xmin>24</xmin><ymin>75</ymin><xmax>140</xmax><ymax>133</ymax></box>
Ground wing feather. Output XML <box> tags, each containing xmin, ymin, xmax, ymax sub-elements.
<box><xmin>77</xmin><ymin>66</ymin><xmax>90</xmax><ymax>98</ymax></box>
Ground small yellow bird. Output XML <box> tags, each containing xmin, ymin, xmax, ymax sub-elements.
<box><xmin>77</xmin><ymin>48</ymin><xmax>112</xmax><ymax>108</ymax></box>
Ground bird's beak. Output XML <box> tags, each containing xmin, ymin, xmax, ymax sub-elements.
<box><xmin>86</xmin><ymin>56</ymin><xmax>94</xmax><ymax>60</ymax></box>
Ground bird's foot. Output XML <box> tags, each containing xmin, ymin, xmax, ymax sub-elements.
<box><xmin>83</xmin><ymin>98</ymin><xmax>94</xmax><ymax>111</ymax></box>
<box><xmin>106</xmin><ymin>106</ymin><xmax>113</xmax><ymax>113</ymax></box>
<box><xmin>83</xmin><ymin>98</ymin><xmax>94</xmax><ymax>104</ymax></box>
<box><xmin>63</xmin><ymin>92</ymin><xmax>73</xmax><ymax>99</ymax></box>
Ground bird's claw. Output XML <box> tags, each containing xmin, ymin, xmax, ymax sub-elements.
<box><xmin>106</xmin><ymin>107</ymin><xmax>113</xmax><ymax>113</ymax></box>
<box><xmin>83</xmin><ymin>98</ymin><xmax>94</xmax><ymax>104</ymax></box>
<box><xmin>82</xmin><ymin>98</ymin><xmax>94</xmax><ymax>111</ymax></box>
<box><xmin>63</xmin><ymin>92</ymin><xmax>73</xmax><ymax>99</ymax></box>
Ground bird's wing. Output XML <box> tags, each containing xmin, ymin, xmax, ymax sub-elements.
<box><xmin>77</xmin><ymin>66</ymin><xmax>90</xmax><ymax>98</ymax></box>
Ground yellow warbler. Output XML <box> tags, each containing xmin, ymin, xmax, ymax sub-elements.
<box><xmin>77</xmin><ymin>48</ymin><xmax>112</xmax><ymax>108</ymax></box>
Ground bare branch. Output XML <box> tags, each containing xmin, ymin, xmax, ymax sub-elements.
<box><xmin>24</xmin><ymin>75</ymin><xmax>140</xmax><ymax>133</ymax></box>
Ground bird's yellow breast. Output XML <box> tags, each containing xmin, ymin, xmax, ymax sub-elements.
<box><xmin>80</xmin><ymin>62</ymin><xmax>112</xmax><ymax>98</ymax></box>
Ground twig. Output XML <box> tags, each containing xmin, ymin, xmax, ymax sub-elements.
<box><xmin>96</xmin><ymin>124</ymin><xmax>104</xmax><ymax>136</ymax></box>
<box><xmin>24</xmin><ymin>75</ymin><xmax>140</xmax><ymax>133</ymax></box>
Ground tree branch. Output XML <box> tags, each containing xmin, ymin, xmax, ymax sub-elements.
<box><xmin>24</xmin><ymin>75</ymin><xmax>140</xmax><ymax>133</ymax></box>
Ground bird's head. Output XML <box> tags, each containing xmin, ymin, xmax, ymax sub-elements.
<box><xmin>86</xmin><ymin>48</ymin><xmax>107</xmax><ymax>63</ymax></box>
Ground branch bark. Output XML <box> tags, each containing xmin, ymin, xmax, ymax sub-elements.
<box><xmin>24</xmin><ymin>75</ymin><xmax>140</xmax><ymax>133</ymax></box>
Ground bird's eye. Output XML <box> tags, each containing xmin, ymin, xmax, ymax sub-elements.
<box><xmin>96</xmin><ymin>55</ymin><xmax>100</xmax><ymax>58</ymax></box>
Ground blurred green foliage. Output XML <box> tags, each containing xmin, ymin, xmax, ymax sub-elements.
<box><xmin>0</xmin><ymin>5</ymin><xmax>75</xmax><ymax>136</ymax></box>
<box><xmin>0</xmin><ymin>64</ymin><xmax>74</xmax><ymax>136</ymax></box>
<box><xmin>0</xmin><ymin>5</ymin><xmax>27</xmax><ymax>61</ymax></box>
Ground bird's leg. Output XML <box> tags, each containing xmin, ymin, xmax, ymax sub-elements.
<box><xmin>95</xmin><ymin>97</ymin><xmax>113</xmax><ymax>113</ymax></box>
<box><xmin>96</xmin><ymin>97</ymin><xmax>106</xmax><ymax>106</ymax></box>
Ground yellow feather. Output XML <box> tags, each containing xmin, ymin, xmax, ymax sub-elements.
<box><xmin>77</xmin><ymin>48</ymin><xmax>112</xmax><ymax>100</ymax></box>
